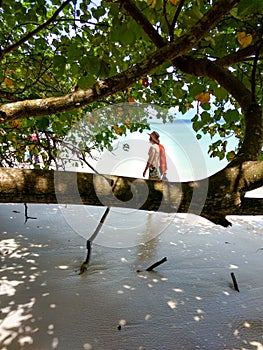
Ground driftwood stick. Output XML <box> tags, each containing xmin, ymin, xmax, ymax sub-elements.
<box><xmin>230</xmin><ymin>272</ymin><xmax>240</xmax><ymax>292</ymax></box>
<box><xmin>145</xmin><ymin>257</ymin><xmax>167</xmax><ymax>271</ymax></box>
<box><xmin>24</xmin><ymin>203</ymin><xmax>37</xmax><ymax>223</ymax></box>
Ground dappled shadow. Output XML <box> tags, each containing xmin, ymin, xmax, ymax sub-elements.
<box><xmin>0</xmin><ymin>233</ymin><xmax>52</xmax><ymax>348</ymax></box>
<box><xmin>0</xmin><ymin>204</ymin><xmax>263</xmax><ymax>349</ymax></box>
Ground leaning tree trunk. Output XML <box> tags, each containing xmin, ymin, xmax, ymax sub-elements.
<box><xmin>201</xmin><ymin>161</ymin><xmax>263</xmax><ymax>226</ymax></box>
<box><xmin>0</xmin><ymin>162</ymin><xmax>262</xmax><ymax>227</ymax></box>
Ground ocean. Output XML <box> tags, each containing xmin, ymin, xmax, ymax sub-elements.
<box><xmin>93</xmin><ymin>118</ymin><xmax>238</xmax><ymax>182</ymax></box>
<box><xmin>55</xmin><ymin>117</ymin><xmax>240</xmax><ymax>249</ymax></box>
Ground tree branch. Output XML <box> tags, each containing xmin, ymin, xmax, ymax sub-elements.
<box><xmin>170</xmin><ymin>0</ymin><xmax>187</xmax><ymax>41</ymax></box>
<box><xmin>217</xmin><ymin>41</ymin><xmax>263</xmax><ymax>67</ymax></box>
<box><xmin>121</xmin><ymin>0</ymin><xmax>263</xmax><ymax>161</ymax></box>
<box><xmin>236</xmin><ymin>197</ymin><xmax>263</xmax><ymax>215</ymax></box>
<box><xmin>170</xmin><ymin>56</ymin><xmax>263</xmax><ymax>161</ymax></box>
<box><xmin>121</xmin><ymin>0</ymin><xmax>254</xmax><ymax>114</ymax></box>
<box><xmin>0</xmin><ymin>164</ymin><xmax>262</xmax><ymax>227</ymax></box>
<box><xmin>0</xmin><ymin>0</ymin><xmax>240</xmax><ymax>122</ymax></box>
<box><xmin>0</xmin><ymin>0</ymin><xmax>72</xmax><ymax>60</ymax></box>
<box><xmin>240</xmin><ymin>161</ymin><xmax>263</xmax><ymax>193</ymax></box>
<box><xmin>120</xmin><ymin>0</ymin><xmax>165</xmax><ymax>48</ymax></box>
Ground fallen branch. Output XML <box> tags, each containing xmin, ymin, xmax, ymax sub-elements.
<box><xmin>24</xmin><ymin>203</ymin><xmax>37</xmax><ymax>223</ymax></box>
<box><xmin>146</xmin><ymin>257</ymin><xmax>167</xmax><ymax>271</ymax></box>
<box><xmin>137</xmin><ymin>257</ymin><xmax>167</xmax><ymax>272</ymax></box>
<box><xmin>230</xmin><ymin>272</ymin><xmax>240</xmax><ymax>292</ymax></box>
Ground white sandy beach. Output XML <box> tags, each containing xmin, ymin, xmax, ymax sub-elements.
<box><xmin>0</xmin><ymin>203</ymin><xmax>263</xmax><ymax>350</ymax></box>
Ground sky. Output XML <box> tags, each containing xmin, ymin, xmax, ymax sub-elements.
<box><xmin>92</xmin><ymin>118</ymin><xmax>238</xmax><ymax>182</ymax></box>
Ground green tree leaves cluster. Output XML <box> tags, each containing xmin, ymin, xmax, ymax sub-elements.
<box><xmin>0</xmin><ymin>0</ymin><xmax>262</xmax><ymax>168</ymax></box>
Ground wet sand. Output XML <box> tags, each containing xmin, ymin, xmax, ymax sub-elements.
<box><xmin>1</xmin><ymin>204</ymin><xmax>263</xmax><ymax>350</ymax></box>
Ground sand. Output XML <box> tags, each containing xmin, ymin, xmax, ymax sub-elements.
<box><xmin>1</xmin><ymin>203</ymin><xmax>263</xmax><ymax>350</ymax></box>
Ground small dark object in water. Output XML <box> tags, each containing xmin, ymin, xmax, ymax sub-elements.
<box><xmin>231</xmin><ymin>272</ymin><xmax>240</xmax><ymax>292</ymax></box>
<box><xmin>117</xmin><ymin>325</ymin><xmax>121</xmax><ymax>330</ymax></box>
<box><xmin>146</xmin><ymin>257</ymin><xmax>167</xmax><ymax>271</ymax></box>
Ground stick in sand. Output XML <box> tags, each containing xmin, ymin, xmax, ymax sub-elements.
<box><xmin>79</xmin><ymin>207</ymin><xmax>111</xmax><ymax>274</ymax></box>
<box><xmin>230</xmin><ymin>272</ymin><xmax>240</xmax><ymax>292</ymax></box>
<box><xmin>78</xmin><ymin>158</ymin><xmax>115</xmax><ymax>274</ymax></box>
<box><xmin>142</xmin><ymin>257</ymin><xmax>167</xmax><ymax>272</ymax></box>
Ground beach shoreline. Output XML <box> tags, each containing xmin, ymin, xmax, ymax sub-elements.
<box><xmin>1</xmin><ymin>203</ymin><xmax>263</xmax><ymax>350</ymax></box>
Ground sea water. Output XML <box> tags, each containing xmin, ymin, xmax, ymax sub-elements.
<box><xmin>55</xmin><ymin>118</ymin><xmax>240</xmax><ymax>249</ymax></box>
<box><xmin>95</xmin><ymin>118</ymin><xmax>238</xmax><ymax>182</ymax></box>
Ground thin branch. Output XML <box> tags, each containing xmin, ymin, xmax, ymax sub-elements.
<box><xmin>0</xmin><ymin>0</ymin><xmax>72</xmax><ymax>60</ymax></box>
<box><xmin>120</xmin><ymin>0</ymin><xmax>165</xmax><ymax>48</ymax></box>
<box><xmin>218</xmin><ymin>40</ymin><xmax>263</xmax><ymax>67</ymax></box>
<box><xmin>170</xmin><ymin>0</ymin><xmax>187</xmax><ymax>41</ymax></box>
<box><xmin>24</xmin><ymin>203</ymin><xmax>37</xmax><ymax>223</ymax></box>
<box><xmin>138</xmin><ymin>1</ymin><xmax>261</xmax><ymax>163</ymax></box>
<box><xmin>0</xmin><ymin>0</ymin><xmax>241</xmax><ymax>121</ymax></box>
<box><xmin>162</xmin><ymin>0</ymin><xmax>170</xmax><ymax>36</ymax></box>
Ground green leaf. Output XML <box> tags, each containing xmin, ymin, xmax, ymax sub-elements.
<box><xmin>53</xmin><ymin>55</ymin><xmax>66</xmax><ymax>73</ymax></box>
<box><xmin>91</xmin><ymin>7</ymin><xmax>106</xmax><ymax>20</ymax></box>
<box><xmin>36</xmin><ymin>117</ymin><xmax>50</xmax><ymax>130</ymax></box>
<box><xmin>192</xmin><ymin>120</ymin><xmax>203</xmax><ymax>132</ymax></box>
<box><xmin>78</xmin><ymin>75</ymin><xmax>96</xmax><ymax>89</ymax></box>
<box><xmin>223</xmin><ymin>109</ymin><xmax>239</xmax><ymax>124</ymax></box>
<box><xmin>213</xmin><ymin>34</ymin><xmax>232</xmax><ymax>57</ymax></box>
<box><xmin>201</xmin><ymin>103</ymin><xmax>211</xmax><ymax>110</ymax></box>
<box><xmin>98</xmin><ymin>60</ymin><xmax>110</xmax><ymax>79</ymax></box>
<box><xmin>111</xmin><ymin>22</ymin><xmax>136</xmax><ymax>45</ymax></box>
<box><xmin>191</xmin><ymin>114</ymin><xmax>199</xmax><ymax>123</ymax></box>
<box><xmin>237</xmin><ymin>0</ymin><xmax>263</xmax><ymax>17</ymax></box>
<box><xmin>213</xmin><ymin>86</ymin><xmax>228</xmax><ymax>101</ymax></box>
<box><xmin>121</xmin><ymin>28</ymin><xmax>136</xmax><ymax>45</ymax></box>
<box><xmin>189</xmin><ymin>84</ymin><xmax>203</xmax><ymax>98</ymax></box>
<box><xmin>111</xmin><ymin>20</ymin><xmax>123</xmax><ymax>42</ymax></box>
<box><xmin>201</xmin><ymin>111</ymin><xmax>213</xmax><ymax>123</ymax></box>
<box><xmin>67</xmin><ymin>42</ymin><xmax>83</xmax><ymax>60</ymax></box>
<box><xmin>80</xmin><ymin>56</ymin><xmax>101</xmax><ymax>76</ymax></box>
<box><xmin>173</xmin><ymin>81</ymin><xmax>186</xmax><ymax>99</ymax></box>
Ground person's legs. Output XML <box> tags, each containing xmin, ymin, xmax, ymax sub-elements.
<box><xmin>149</xmin><ymin>167</ymin><xmax>160</xmax><ymax>180</ymax></box>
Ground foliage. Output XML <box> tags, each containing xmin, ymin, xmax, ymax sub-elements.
<box><xmin>0</xmin><ymin>0</ymin><xmax>262</xmax><ymax>168</ymax></box>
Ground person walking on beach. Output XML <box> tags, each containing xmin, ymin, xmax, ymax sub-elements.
<box><xmin>143</xmin><ymin>131</ymin><xmax>167</xmax><ymax>180</ymax></box>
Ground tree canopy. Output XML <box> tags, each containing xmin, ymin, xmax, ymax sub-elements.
<box><xmin>0</xmin><ymin>0</ymin><xmax>262</xmax><ymax>226</ymax></box>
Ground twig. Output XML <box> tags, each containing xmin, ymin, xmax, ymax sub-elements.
<box><xmin>1</xmin><ymin>0</ymin><xmax>72</xmax><ymax>59</ymax></box>
<box><xmin>146</xmin><ymin>257</ymin><xmax>167</xmax><ymax>271</ymax></box>
<box><xmin>230</xmin><ymin>272</ymin><xmax>240</xmax><ymax>292</ymax></box>
<box><xmin>137</xmin><ymin>257</ymin><xmax>167</xmax><ymax>273</ymax></box>
<box><xmin>24</xmin><ymin>203</ymin><xmax>37</xmax><ymax>223</ymax></box>
<box><xmin>170</xmin><ymin>0</ymin><xmax>187</xmax><ymax>40</ymax></box>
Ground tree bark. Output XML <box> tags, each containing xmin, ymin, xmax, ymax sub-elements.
<box><xmin>0</xmin><ymin>163</ymin><xmax>262</xmax><ymax>226</ymax></box>
<box><xmin>121</xmin><ymin>0</ymin><xmax>263</xmax><ymax>163</ymax></box>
